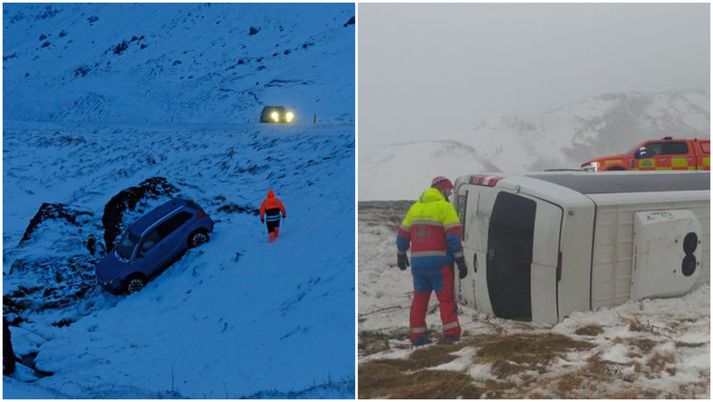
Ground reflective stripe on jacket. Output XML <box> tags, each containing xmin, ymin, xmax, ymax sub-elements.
<box><xmin>396</xmin><ymin>188</ymin><xmax>463</xmax><ymax>270</ymax></box>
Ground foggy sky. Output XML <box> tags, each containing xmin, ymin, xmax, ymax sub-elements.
<box><xmin>359</xmin><ymin>3</ymin><xmax>710</xmax><ymax>148</ymax></box>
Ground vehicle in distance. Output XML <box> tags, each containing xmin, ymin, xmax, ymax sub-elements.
<box><xmin>260</xmin><ymin>106</ymin><xmax>295</xmax><ymax>124</ymax></box>
<box><xmin>96</xmin><ymin>198</ymin><xmax>214</xmax><ymax>294</ymax></box>
<box><xmin>581</xmin><ymin>137</ymin><xmax>710</xmax><ymax>171</ymax></box>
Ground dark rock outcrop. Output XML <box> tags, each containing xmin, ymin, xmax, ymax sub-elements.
<box><xmin>20</xmin><ymin>203</ymin><xmax>93</xmax><ymax>244</ymax></box>
<box><xmin>3</xmin><ymin>317</ymin><xmax>16</xmax><ymax>375</ymax></box>
<box><xmin>102</xmin><ymin>177</ymin><xmax>179</xmax><ymax>249</ymax></box>
<box><xmin>5</xmin><ymin>254</ymin><xmax>98</xmax><ymax>317</ymax></box>
<box><xmin>217</xmin><ymin>203</ymin><xmax>259</xmax><ymax>216</ymax></box>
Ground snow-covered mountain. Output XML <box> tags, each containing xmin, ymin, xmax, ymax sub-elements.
<box><xmin>3</xmin><ymin>3</ymin><xmax>355</xmax><ymax>398</ymax></box>
<box><xmin>359</xmin><ymin>90</ymin><xmax>709</xmax><ymax>200</ymax></box>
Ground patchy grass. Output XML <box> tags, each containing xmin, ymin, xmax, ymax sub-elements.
<box><xmin>647</xmin><ymin>352</ymin><xmax>677</xmax><ymax>377</ymax></box>
<box><xmin>359</xmin><ymin>329</ymin><xmax>409</xmax><ymax>356</ymax></box>
<box><xmin>359</xmin><ymin>332</ymin><xmax>595</xmax><ymax>398</ymax></box>
<box><xmin>359</xmin><ymin>330</ymin><xmax>708</xmax><ymax>398</ymax></box>
<box><xmin>472</xmin><ymin>333</ymin><xmax>594</xmax><ymax>378</ymax></box>
<box><xmin>358</xmin><ymin>363</ymin><xmax>483</xmax><ymax>399</ymax></box>
<box><xmin>615</xmin><ymin>337</ymin><xmax>657</xmax><ymax>354</ymax></box>
<box><xmin>575</xmin><ymin>324</ymin><xmax>604</xmax><ymax>336</ymax></box>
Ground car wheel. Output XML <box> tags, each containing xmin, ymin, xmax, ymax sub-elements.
<box><xmin>126</xmin><ymin>277</ymin><xmax>146</xmax><ymax>294</ymax></box>
<box><xmin>189</xmin><ymin>230</ymin><xmax>209</xmax><ymax>248</ymax></box>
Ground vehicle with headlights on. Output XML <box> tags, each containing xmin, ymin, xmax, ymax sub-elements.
<box><xmin>260</xmin><ymin>106</ymin><xmax>295</xmax><ymax>124</ymax></box>
<box><xmin>581</xmin><ymin>137</ymin><xmax>709</xmax><ymax>172</ymax></box>
<box><xmin>95</xmin><ymin>198</ymin><xmax>214</xmax><ymax>294</ymax></box>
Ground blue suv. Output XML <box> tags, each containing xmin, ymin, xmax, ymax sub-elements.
<box><xmin>96</xmin><ymin>198</ymin><xmax>214</xmax><ymax>294</ymax></box>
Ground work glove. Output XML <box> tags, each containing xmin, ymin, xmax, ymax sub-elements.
<box><xmin>456</xmin><ymin>257</ymin><xmax>467</xmax><ymax>279</ymax></box>
<box><xmin>397</xmin><ymin>254</ymin><xmax>410</xmax><ymax>271</ymax></box>
<box><xmin>282</xmin><ymin>216</ymin><xmax>287</xmax><ymax>220</ymax></box>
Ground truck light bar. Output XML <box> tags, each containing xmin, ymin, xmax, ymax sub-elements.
<box><xmin>469</xmin><ymin>175</ymin><xmax>503</xmax><ymax>187</ymax></box>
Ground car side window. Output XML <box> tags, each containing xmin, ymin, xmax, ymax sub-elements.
<box><xmin>140</xmin><ymin>230</ymin><xmax>161</xmax><ymax>253</ymax></box>
<box><xmin>640</xmin><ymin>142</ymin><xmax>664</xmax><ymax>158</ymax></box>
<box><xmin>156</xmin><ymin>211</ymin><xmax>193</xmax><ymax>238</ymax></box>
<box><xmin>662</xmin><ymin>142</ymin><xmax>689</xmax><ymax>155</ymax></box>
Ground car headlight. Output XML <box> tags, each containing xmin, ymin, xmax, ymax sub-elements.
<box><xmin>285</xmin><ymin>111</ymin><xmax>294</xmax><ymax>123</ymax></box>
<box><xmin>583</xmin><ymin>161</ymin><xmax>600</xmax><ymax>171</ymax></box>
<box><xmin>270</xmin><ymin>111</ymin><xmax>280</xmax><ymax>122</ymax></box>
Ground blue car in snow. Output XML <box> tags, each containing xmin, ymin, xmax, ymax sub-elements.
<box><xmin>96</xmin><ymin>198</ymin><xmax>214</xmax><ymax>294</ymax></box>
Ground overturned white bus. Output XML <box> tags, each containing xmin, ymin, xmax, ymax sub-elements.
<box><xmin>452</xmin><ymin>171</ymin><xmax>709</xmax><ymax>325</ymax></box>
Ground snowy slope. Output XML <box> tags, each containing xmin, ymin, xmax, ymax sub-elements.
<box><xmin>4</xmin><ymin>3</ymin><xmax>355</xmax><ymax>124</ymax></box>
<box><xmin>358</xmin><ymin>203</ymin><xmax>709</xmax><ymax>398</ymax></box>
<box><xmin>360</xmin><ymin>90</ymin><xmax>709</xmax><ymax>200</ymax></box>
<box><xmin>4</xmin><ymin>3</ymin><xmax>355</xmax><ymax>398</ymax></box>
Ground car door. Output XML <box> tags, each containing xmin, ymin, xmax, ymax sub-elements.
<box><xmin>155</xmin><ymin>211</ymin><xmax>194</xmax><ymax>262</ymax></box>
<box><xmin>635</xmin><ymin>141</ymin><xmax>690</xmax><ymax>170</ymax></box>
<box><xmin>136</xmin><ymin>228</ymin><xmax>167</xmax><ymax>276</ymax></box>
<box><xmin>661</xmin><ymin>141</ymin><xmax>692</xmax><ymax>170</ymax></box>
<box><xmin>634</xmin><ymin>142</ymin><xmax>663</xmax><ymax>170</ymax></box>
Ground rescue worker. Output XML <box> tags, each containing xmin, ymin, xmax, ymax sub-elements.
<box><xmin>396</xmin><ymin>176</ymin><xmax>467</xmax><ymax>346</ymax></box>
<box><xmin>259</xmin><ymin>190</ymin><xmax>287</xmax><ymax>243</ymax></box>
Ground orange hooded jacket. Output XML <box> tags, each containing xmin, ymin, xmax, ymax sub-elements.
<box><xmin>259</xmin><ymin>190</ymin><xmax>287</xmax><ymax>222</ymax></box>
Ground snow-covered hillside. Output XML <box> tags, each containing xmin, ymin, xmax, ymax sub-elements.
<box><xmin>358</xmin><ymin>202</ymin><xmax>709</xmax><ymax>398</ymax></box>
<box><xmin>3</xmin><ymin>3</ymin><xmax>355</xmax><ymax>398</ymax></box>
<box><xmin>359</xmin><ymin>90</ymin><xmax>709</xmax><ymax>200</ymax></box>
<box><xmin>4</xmin><ymin>3</ymin><xmax>355</xmax><ymax>124</ymax></box>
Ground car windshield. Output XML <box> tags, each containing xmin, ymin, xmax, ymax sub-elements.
<box><xmin>116</xmin><ymin>230</ymin><xmax>140</xmax><ymax>260</ymax></box>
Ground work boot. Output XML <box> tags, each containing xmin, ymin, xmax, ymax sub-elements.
<box><xmin>442</xmin><ymin>335</ymin><xmax>460</xmax><ymax>344</ymax></box>
<box><xmin>274</xmin><ymin>226</ymin><xmax>280</xmax><ymax>238</ymax></box>
<box><xmin>268</xmin><ymin>232</ymin><xmax>277</xmax><ymax>243</ymax></box>
<box><xmin>411</xmin><ymin>335</ymin><xmax>432</xmax><ymax>347</ymax></box>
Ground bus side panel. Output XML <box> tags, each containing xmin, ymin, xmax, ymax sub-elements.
<box><xmin>592</xmin><ymin>205</ymin><xmax>639</xmax><ymax>309</ymax></box>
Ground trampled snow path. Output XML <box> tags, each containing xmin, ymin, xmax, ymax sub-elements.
<box><xmin>358</xmin><ymin>202</ymin><xmax>709</xmax><ymax>398</ymax></box>
<box><xmin>4</xmin><ymin>121</ymin><xmax>355</xmax><ymax>398</ymax></box>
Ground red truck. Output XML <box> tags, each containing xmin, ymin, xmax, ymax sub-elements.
<box><xmin>581</xmin><ymin>137</ymin><xmax>710</xmax><ymax>171</ymax></box>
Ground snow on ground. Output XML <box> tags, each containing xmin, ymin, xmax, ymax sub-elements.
<box><xmin>4</xmin><ymin>121</ymin><xmax>355</xmax><ymax>398</ymax></box>
<box><xmin>4</xmin><ymin>3</ymin><xmax>355</xmax><ymax>398</ymax></box>
<box><xmin>358</xmin><ymin>201</ymin><xmax>709</xmax><ymax>398</ymax></box>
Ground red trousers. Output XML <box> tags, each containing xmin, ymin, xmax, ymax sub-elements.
<box><xmin>410</xmin><ymin>265</ymin><xmax>461</xmax><ymax>344</ymax></box>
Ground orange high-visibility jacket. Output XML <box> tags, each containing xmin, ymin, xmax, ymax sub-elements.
<box><xmin>259</xmin><ymin>190</ymin><xmax>287</xmax><ymax>222</ymax></box>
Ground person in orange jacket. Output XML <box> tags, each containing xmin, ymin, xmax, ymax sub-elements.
<box><xmin>259</xmin><ymin>190</ymin><xmax>287</xmax><ymax>242</ymax></box>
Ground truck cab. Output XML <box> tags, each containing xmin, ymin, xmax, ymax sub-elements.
<box><xmin>581</xmin><ymin>137</ymin><xmax>710</xmax><ymax>171</ymax></box>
